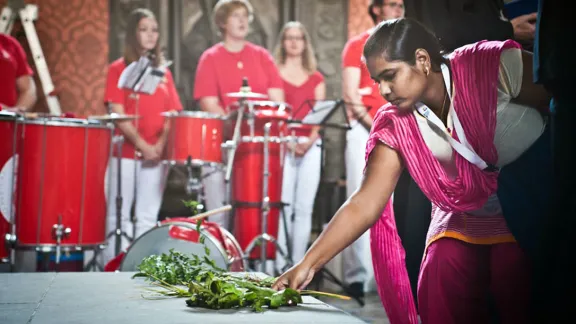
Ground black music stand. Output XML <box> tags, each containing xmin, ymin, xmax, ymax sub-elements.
<box><xmin>288</xmin><ymin>99</ymin><xmax>366</xmax><ymax>306</ymax></box>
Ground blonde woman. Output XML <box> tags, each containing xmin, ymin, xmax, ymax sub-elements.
<box><xmin>273</xmin><ymin>21</ymin><xmax>326</xmax><ymax>273</ymax></box>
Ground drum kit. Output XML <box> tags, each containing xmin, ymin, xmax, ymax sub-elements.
<box><xmin>0</xmin><ymin>80</ymin><xmax>338</xmax><ymax>275</ymax></box>
<box><xmin>125</xmin><ymin>83</ymin><xmax>299</xmax><ymax>273</ymax></box>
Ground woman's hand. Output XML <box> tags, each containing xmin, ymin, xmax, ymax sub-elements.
<box><xmin>294</xmin><ymin>141</ymin><xmax>313</xmax><ymax>157</ymax></box>
<box><xmin>272</xmin><ymin>262</ymin><xmax>316</xmax><ymax>291</ymax></box>
<box><xmin>139</xmin><ymin>142</ymin><xmax>161</xmax><ymax>162</ymax></box>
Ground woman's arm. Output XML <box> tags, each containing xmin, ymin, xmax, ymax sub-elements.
<box><xmin>513</xmin><ymin>50</ymin><xmax>552</xmax><ymax>112</ymax></box>
<box><xmin>110</xmin><ymin>102</ymin><xmax>158</xmax><ymax>161</ymax></box>
<box><xmin>268</xmin><ymin>88</ymin><xmax>285</xmax><ymax>102</ymax></box>
<box><xmin>308</xmin><ymin>81</ymin><xmax>327</xmax><ymax>141</ymax></box>
<box><xmin>273</xmin><ymin>143</ymin><xmax>403</xmax><ymax>292</ymax></box>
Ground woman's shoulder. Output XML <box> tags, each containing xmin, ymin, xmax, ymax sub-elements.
<box><xmin>309</xmin><ymin>70</ymin><xmax>324</xmax><ymax>85</ymax></box>
<box><xmin>451</xmin><ymin>40</ymin><xmax>522</xmax><ymax>59</ymax></box>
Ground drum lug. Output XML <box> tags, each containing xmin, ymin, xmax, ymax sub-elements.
<box><xmin>51</xmin><ymin>216</ymin><xmax>72</xmax><ymax>241</ymax></box>
<box><xmin>4</xmin><ymin>233</ymin><xmax>16</xmax><ymax>248</ymax></box>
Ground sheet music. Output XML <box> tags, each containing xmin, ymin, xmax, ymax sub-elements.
<box><xmin>301</xmin><ymin>100</ymin><xmax>338</xmax><ymax>124</ymax></box>
<box><xmin>117</xmin><ymin>56</ymin><xmax>172</xmax><ymax>95</ymax></box>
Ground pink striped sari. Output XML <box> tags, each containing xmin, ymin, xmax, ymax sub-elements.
<box><xmin>364</xmin><ymin>40</ymin><xmax>522</xmax><ymax>323</ymax></box>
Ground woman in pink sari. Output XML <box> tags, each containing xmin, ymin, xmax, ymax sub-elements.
<box><xmin>273</xmin><ymin>18</ymin><xmax>550</xmax><ymax>324</ymax></box>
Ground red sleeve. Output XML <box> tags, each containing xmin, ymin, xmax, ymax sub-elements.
<box><xmin>9</xmin><ymin>36</ymin><xmax>33</xmax><ymax>77</ymax></box>
<box><xmin>164</xmin><ymin>69</ymin><xmax>183</xmax><ymax>111</ymax></box>
<box><xmin>311</xmin><ymin>71</ymin><xmax>324</xmax><ymax>88</ymax></box>
<box><xmin>342</xmin><ymin>37</ymin><xmax>363</xmax><ymax>69</ymax></box>
<box><xmin>104</xmin><ymin>63</ymin><xmax>125</xmax><ymax>106</ymax></box>
<box><xmin>261</xmin><ymin>50</ymin><xmax>283</xmax><ymax>89</ymax></box>
<box><xmin>193</xmin><ymin>51</ymin><xmax>218</xmax><ymax>100</ymax></box>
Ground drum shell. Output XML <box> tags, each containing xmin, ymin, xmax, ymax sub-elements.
<box><xmin>165</xmin><ymin>112</ymin><xmax>224</xmax><ymax>165</ymax></box>
<box><xmin>15</xmin><ymin>119</ymin><xmax>111</xmax><ymax>248</ymax></box>
<box><xmin>0</xmin><ymin>115</ymin><xmax>18</xmax><ymax>261</ymax></box>
<box><xmin>232</xmin><ymin>140</ymin><xmax>283</xmax><ymax>260</ymax></box>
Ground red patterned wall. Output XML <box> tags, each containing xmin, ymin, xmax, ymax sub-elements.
<box><xmin>348</xmin><ymin>0</ymin><xmax>374</xmax><ymax>39</ymax></box>
<box><xmin>0</xmin><ymin>0</ymin><xmax>109</xmax><ymax>116</ymax></box>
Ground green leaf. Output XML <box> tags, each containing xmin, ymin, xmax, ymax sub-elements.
<box><xmin>204</xmin><ymin>245</ymin><xmax>210</xmax><ymax>256</ymax></box>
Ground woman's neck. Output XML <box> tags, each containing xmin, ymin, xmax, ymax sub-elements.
<box><xmin>223</xmin><ymin>37</ymin><xmax>246</xmax><ymax>53</ymax></box>
<box><xmin>284</xmin><ymin>55</ymin><xmax>303</xmax><ymax>69</ymax></box>
<box><xmin>420</xmin><ymin>70</ymin><xmax>449</xmax><ymax>122</ymax></box>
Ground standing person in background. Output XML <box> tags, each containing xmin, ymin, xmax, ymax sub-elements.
<box><xmin>272</xmin><ymin>21</ymin><xmax>326</xmax><ymax>274</ymax></box>
<box><xmin>0</xmin><ymin>33</ymin><xmax>37</xmax><ymax>112</ymax></box>
<box><xmin>403</xmin><ymin>0</ymin><xmax>537</xmax><ymax>53</ymax></box>
<box><xmin>340</xmin><ymin>0</ymin><xmax>409</xmax><ymax>301</ymax></box>
<box><xmin>193</xmin><ymin>0</ymin><xmax>284</xmax><ymax>229</ymax></box>
<box><xmin>532</xmin><ymin>0</ymin><xmax>575</xmax><ymax>322</ymax></box>
<box><xmin>102</xmin><ymin>8</ymin><xmax>182</xmax><ymax>264</ymax></box>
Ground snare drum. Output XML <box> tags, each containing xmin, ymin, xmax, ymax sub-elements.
<box><xmin>15</xmin><ymin>117</ymin><xmax>112</xmax><ymax>250</ymax></box>
<box><xmin>115</xmin><ymin>218</ymin><xmax>245</xmax><ymax>272</ymax></box>
<box><xmin>164</xmin><ymin>111</ymin><xmax>224</xmax><ymax>165</ymax></box>
<box><xmin>0</xmin><ymin>112</ymin><xmax>19</xmax><ymax>262</ymax></box>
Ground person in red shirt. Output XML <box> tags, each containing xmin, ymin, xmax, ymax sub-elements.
<box><xmin>271</xmin><ymin>21</ymin><xmax>325</xmax><ymax>273</ymax></box>
<box><xmin>339</xmin><ymin>0</ymin><xmax>405</xmax><ymax>301</ymax></box>
<box><xmin>193</xmin><ymin>0</ymin><xmax>284</xmax><ymax>229</ymax></box>
<box><xmin>102</xmin><ymin>8</ymin><xmax>182</xmax><ymax>263</ymax></box>
<box><xmin>0</xmin><ymin>34</ymin><xmax>36</xmax><ymax>112</ymax></box>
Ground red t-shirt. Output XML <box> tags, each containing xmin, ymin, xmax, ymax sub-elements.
<box><xmin>193</xmin><ymin>42</ymin><xmax>283</xmax><ymax>111</ymax></box>
<box><xmin>0</xmin><ymin>34</ymin><xmax>33</xmax><ymax>108</ymax></box>
<box><xmin>104</xmin><ymin>58</ymin><xmax>183</xmax><ymax>159</ymax></box>
<box><xmin>284</xmin><ymin>71</ymin><xmax>324</xmax><ymax>137</ymax></box>
<box><xmin>341</xmin><ymin>30</ymin><xmax>387</xmax><ymax>119</ymax></box>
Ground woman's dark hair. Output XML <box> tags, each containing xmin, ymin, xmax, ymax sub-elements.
<box><xmin>363</xmin><ymin>18</ymin><xmax>447</xmax><ymax>71</ymax></box>
<box><xmin>123</xmin><ymin>8</ymin><xmax>164</xmax><ymax>67</ymax></box>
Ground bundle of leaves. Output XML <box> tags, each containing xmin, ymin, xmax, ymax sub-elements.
<box><xmin>133</xmin><ymin>219</ymin><xmax>348</xmax><ymax>312</ymax></box>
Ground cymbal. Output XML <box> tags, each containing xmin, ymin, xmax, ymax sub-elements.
<box><xmin>88</xmin><ymin>113</ymin><xmax>140</xmax><ymax>121</ymax></box>
<box><xmin>225</xmin><ymin>91</ymin><xmax>267</xmax><ymax>99</ymax></box>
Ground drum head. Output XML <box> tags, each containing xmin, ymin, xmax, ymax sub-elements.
<box><xmin>119</xmin><ymin>221</ymin><xmax>229</xmax><ymax>271</ymax></box>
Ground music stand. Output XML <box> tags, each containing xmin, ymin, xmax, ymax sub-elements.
<box><xmin>288</xmin><ymin>99</ymin><xmax>365</xmax><ymax>306</ymax></box>
<box><xmin>90</xmin><ymin>56</ymin><xmax>169</xmax><ymax>270</ymax></box>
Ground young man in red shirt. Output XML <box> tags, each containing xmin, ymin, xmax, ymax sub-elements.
<box><xmin>0</xmin><ymin>34</ymin><xmax>37</xmax><ymax>112</ymax></box>
<box><xmin>193</xmin><ymin>0</ymin><xmax>284</xmax><ymax>229</ymax></box>
<box><xmin>339</xmin><ymin>0</ymin><xmax>406</xmax><ymax>300</ymax></box>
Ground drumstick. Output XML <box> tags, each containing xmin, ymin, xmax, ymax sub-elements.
<box><xmin>187</xmin><ymin>205</ymin><xmax>232</xmax><ymax>222</ymax></box>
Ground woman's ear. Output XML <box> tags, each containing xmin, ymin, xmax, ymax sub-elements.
<box><xmin>414</xmin><ymin>48</ymin><xmax>431</xmax><ymax>67</ymax></box>
<box><xmin>414</xmin><ymin>48</ymin><xmax>432</xmax><ymax>75</ymax></box>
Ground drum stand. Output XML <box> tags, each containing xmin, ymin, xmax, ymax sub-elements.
<box><xmin>241</xmin><ymin>122</ymin><xmax>292</xmax><ymax>274</ymax></box>
<box><xmin>221</xmin><ymin>98</ymin><xmax>293</xmax><ymax>274</ymax></box>
<box><xmin>85</xmin><ymin>133</ymin><xmax>134</xmax><ymax>272</ymax></box>
<box><xmin>185</xmin><ymin>156</ymin><xmax>205</xmax><ymax>213</ymax></box>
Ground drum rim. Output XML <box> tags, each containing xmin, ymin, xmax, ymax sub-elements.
<box><xmin>118</xmin><ymin>221</ymin><xmax>233</xmax><ymax>271</ymax></box>
<box><xmin>213</xmin><ymin>225</ymin><xmax>247</xmax><ymax>270</ymax></box>
<box><xmin>18</xmin><ymin>118</ymin><xmax>113</xmax><ymax>129</ymax></box>
<box><xmin>164</xmin><ymin>110</ymin><xmax>224</xmax><ymax>120</ymax></box>
<box><xmin>0</xmin><ymin>112</ymin><xmax>20</xmax><ymax>120</ymax></box>
<box><xmin>231</xmin><ymin>100</ymin><xmax>292</xmax><ymax>109</ymax></box>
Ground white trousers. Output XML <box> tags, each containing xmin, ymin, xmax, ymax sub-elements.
<box><xmin>342</xmin><ymin>123</ymin><xmax>375</xmax><ymax>287</ymax></box>
<box><xmin>101</xmin><ymin>158</ymin><xmax>167</xmax><ymax>264</ymax></box>
<box><xmin>201</xmin><ymin>166</ymin><xmax>228</xmax><ymax>229</ymax></box>
<box><xmin>276</xmin><ymin>139</ymin><xmax>322</xmax><ymax>272</ymax></box>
